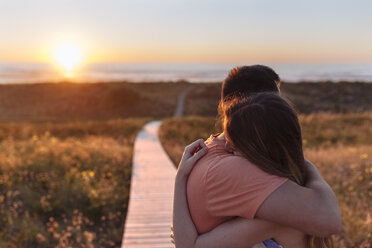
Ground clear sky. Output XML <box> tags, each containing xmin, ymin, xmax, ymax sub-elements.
<box><xmin>1</xmin><ymin>0</ymin><xmax>372</xmax><ymax>64</ymax></box>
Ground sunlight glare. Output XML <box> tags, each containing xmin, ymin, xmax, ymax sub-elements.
<box><xmin>53</xmin><ymin>43</ymin><xmax>82</xmax><ymax>77</ymax></box>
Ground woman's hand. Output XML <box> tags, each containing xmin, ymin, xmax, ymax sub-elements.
<box><xmin>177</xmin><ymin>139</ymin><xmax>208</xmax><ymax>178</ymax></box>
<box><xmin>173</xmin><ymin>139</ymin><xmax>207</xmax><ymax>248</ymax></box>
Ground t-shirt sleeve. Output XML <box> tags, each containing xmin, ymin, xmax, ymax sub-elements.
<box><xmin>205</xmin><ymin>156</ymin><xmax>288</xmax><ymax>219</ymax></box>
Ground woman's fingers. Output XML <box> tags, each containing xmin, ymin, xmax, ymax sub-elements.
<box><xmin>189</xmin><ymin>144</ymin><xmax>208</xmax><ymax>163</ymax></box>
<box><xmin>183</xmin><ymin>139</ymin><xmax>206</xmax><ymax>159</ymax></box>
<box><xmin>185</xmin><ymin>139</ymin><xmax>204</xmax><ymax>153</ymax></box>
<box><xmin>178</xmin><ymin>139</ymin><xmax>208</xmax><ymax>175</ymax></box>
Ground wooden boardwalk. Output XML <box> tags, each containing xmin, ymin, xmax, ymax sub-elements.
<box><xmin>121</xmin><ymin>121</ymin><xmax>176</xmax><ymax>248</ymax></box>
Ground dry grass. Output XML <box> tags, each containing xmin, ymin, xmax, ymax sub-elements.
<box><xmin>305</xmin><ymin>145</ymin><xmax>372</xmax><ymax>247</ymax></box>
<box><xmin>1</xmin><ymin>81</ymin><xmax>371</xmax><ymax>247</ymax></box>
<box><xmin>0</xmin><ymin>118</ymin><xmax>147</xmax><ymax>248</ymax></box>
<box><xmin>299</xmin><ymin>113</ymin><xmax>372</xmax><ymax>147</ymax></box>
<box><xmin>159</xmin><ymin>114</ymin><xmax>372</xmax><ymax>247</ymax></box>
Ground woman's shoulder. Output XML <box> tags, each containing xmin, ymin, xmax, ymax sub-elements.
<box><xmin>208</xmin><ymin>153</ymin><xmax>280</xmax><ymax>183</ymax></box>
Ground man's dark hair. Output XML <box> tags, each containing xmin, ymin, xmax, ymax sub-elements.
<box><xmin>221</xmin><ymin>65</ymin><xmax>280</xmax><ymax>101</ymax></box>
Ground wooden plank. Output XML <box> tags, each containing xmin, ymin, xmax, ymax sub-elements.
<box><xmin>122</xmin><ymin>121</ymin><xmax>176</xmax><ymax>248</ymax></box>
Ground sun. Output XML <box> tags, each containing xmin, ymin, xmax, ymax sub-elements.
<box><xmin>53</xmin><ymin>43</ymin><xmax>82</xmax><ymax>77</ymax></box>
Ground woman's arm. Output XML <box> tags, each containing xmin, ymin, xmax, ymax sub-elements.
<box><xmin>255</xmin><ymin>160</ymin><xmax>342</xmax><ymax>237</ymax></box>
<box><xmin>172</xmin><ymin>139</ymin><xmax>279</xmax><ymax>248</ymax></box>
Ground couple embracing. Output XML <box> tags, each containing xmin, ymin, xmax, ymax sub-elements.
<box><xmin>172</xmin><ymin>65</ymin><xmax>342</xmax><ymax>248</ymax></box>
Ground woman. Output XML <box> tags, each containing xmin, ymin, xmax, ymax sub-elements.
<box><xmin>172</xmin><ymin>93</ymin><xmax>339</xmax><ymax>247</ymax></box>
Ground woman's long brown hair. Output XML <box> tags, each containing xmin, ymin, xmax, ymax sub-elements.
<box><xmin>223</xmin><ymin>92</ymin><xmax>333</xmax><ymax>248</ymax></box>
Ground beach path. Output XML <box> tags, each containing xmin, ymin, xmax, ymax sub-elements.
<box><xmin>174</xmin><ymin>86</ymin><xmax>191</xmax><ymax>117</ymax></box>
<box><xmin>121</xmin><ymin>121</ymin><xmax>176</xmax><ymax>248</ymax></box>
<box><xmin>121</xmin><ymin>88</ymin><xmax>190</xmax><ymax>247</ymax></box>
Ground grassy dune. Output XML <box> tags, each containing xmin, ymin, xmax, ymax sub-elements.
<box><xmin>0</xmin><ymin>81</ymin><xmax>371</xmax><ymax>122</ymax></box>
<box><xmin>0</xmin><ymin>119</ymin><xmax>147</xmax><ymax>247</ymax></box>
<box><xmin>0</xmin><ymin>82</ymin><xmax>188</xmax><ymax>122</ymax></box>
<box><xmin>159</xmin><ymin>114</ymin><xmax>372</xmax><ymax>247</ymax></box>
<box><xmin>183</xmin><ymin>82</ymin><xmax>372</xmax><ymax>116</ymax></box>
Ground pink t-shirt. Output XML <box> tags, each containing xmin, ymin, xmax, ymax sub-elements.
<box><xmin>187</xmin><ymin>134</ymin><xmax>288</xmax><ymax>234</ymax></box>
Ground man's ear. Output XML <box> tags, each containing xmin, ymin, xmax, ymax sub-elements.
<box><xmin>276</xmin><ymin>81</ymin><xmax>281</xmax><ymax>88</ymax></box>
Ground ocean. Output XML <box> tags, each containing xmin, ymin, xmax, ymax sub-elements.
<box><xmin>0</xmin><ymin>62</ymin><xmax>371</xmax><ymax>84</ymax></box>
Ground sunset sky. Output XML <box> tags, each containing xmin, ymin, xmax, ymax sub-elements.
<box><xmin>1</xmin><ymin>0</ymin><xmax>372</xmax><ymax>64</ymax></box>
